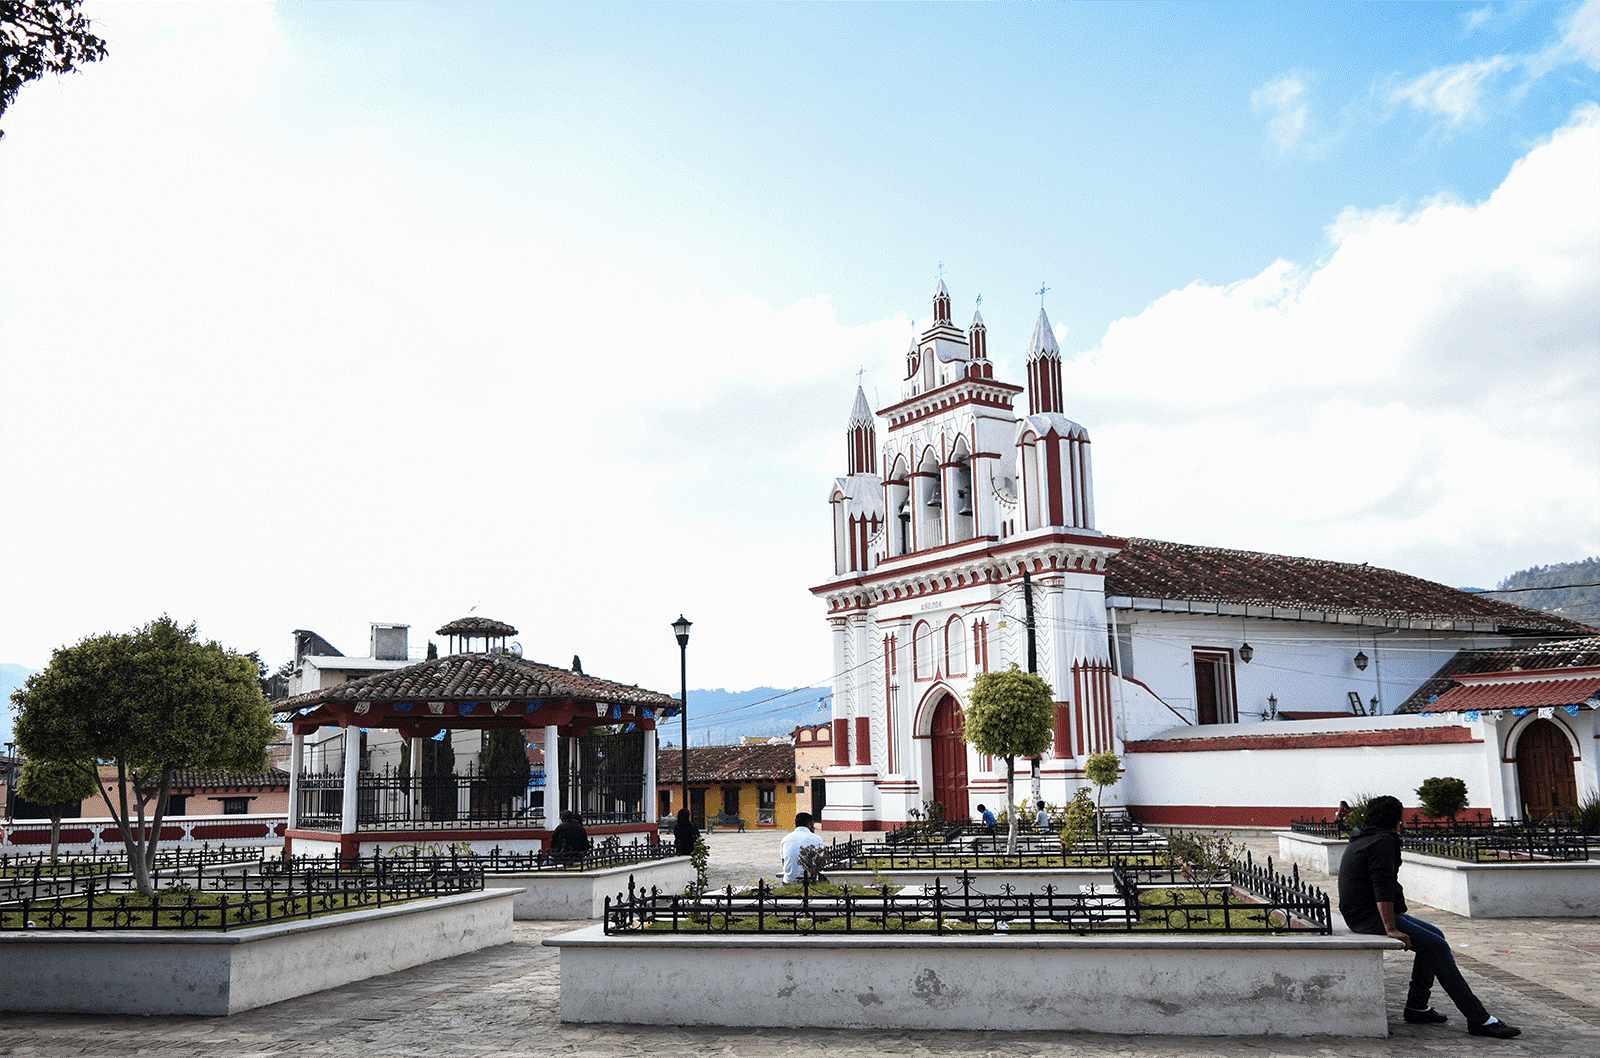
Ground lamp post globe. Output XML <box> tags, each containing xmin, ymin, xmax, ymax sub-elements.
<box><xmin>672</xmin><ymin>616</ymin><xmax>692</xmax><ymax>821</ymax></box>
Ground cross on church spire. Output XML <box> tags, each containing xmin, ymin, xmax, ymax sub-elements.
<box><xmin>1036</xmin><ymin>282</ymin><xmax>1050</xmax><ymax>309</ymax></box>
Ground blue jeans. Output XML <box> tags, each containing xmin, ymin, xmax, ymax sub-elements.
<box><xmin>1347</xmin><ymin>912</ymin><xmax>1488</xmax><ymax>1025</ymax></box>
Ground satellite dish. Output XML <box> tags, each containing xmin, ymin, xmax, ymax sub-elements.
<box><xmin>509</xmin><ymin>642</ymin><xmax>523</xmax><ymax>658</ymax></box>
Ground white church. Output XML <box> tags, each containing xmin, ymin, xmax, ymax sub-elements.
<box><xmin>811</xmin><ymin>280</ymin><xmax>1597</xmax><ymax>831</ymax></box>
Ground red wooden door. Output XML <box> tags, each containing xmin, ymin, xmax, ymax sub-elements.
<box><xmin>930</xmin><ymin>694</ymin><xmax>968</xmax><ymax>820</ymax></box>
<box><xmin>1516</xmin><ymin>719</ymin><xmax>1578</xmax><ymax>820</ymax></box>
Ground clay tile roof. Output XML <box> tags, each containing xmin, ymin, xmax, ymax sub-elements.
<box><xmin>1105</xmin><ymin>538</ymin><xmax>1596</xmax><ymax>636</ymax></box>
<box><xmin>656</xmin><ymin>744</ymin><xmax>795</xmax><ymax>785</ymax></box>
<box><xmin>1397</xmin><ymin>637</ymin><xmax>1600</xmax><ymax>713</ymax></box>
<box><xmin>170</xmin><ymin>769</ymin><xmax>291</xmax><ymax>791</ymax></box>
<box><xmin>435</xmin><ymin>616</ymin><xmax>519</xmax><ymax>637</ymax></box>
<box><xmin>1423</xmin><ymin>674</ymin><xmax>1600</xmax><ymax>714</ymax></box>
<box><xmin>275</xmin><ymin>653</ymin><xmax>676</xmax><ymax>710</ymax></box>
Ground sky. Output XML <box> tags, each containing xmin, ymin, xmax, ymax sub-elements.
<box><xmin>1</xmin><ymin>2</ymin><xmax>1597</xmax><ymax>736</ymax></box>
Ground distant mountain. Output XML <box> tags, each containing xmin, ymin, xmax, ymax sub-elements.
<box><xmin>0</xmin><ymin>662</ymin><xmax>36</xmax><ymax>746</ymax></box>
<box><xmin>1488</xmin><ymin>557</ymin><xmax>1600</xmax><ymax>628</ymax></box>
<box><xmin>661</xmin><ymin>685</ymin><xmax>831</xmax><ymax>747</ymax></box>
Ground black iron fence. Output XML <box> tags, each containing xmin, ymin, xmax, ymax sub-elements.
<box><xmin>1290</xmin><ymin>816</ymin><xmax>1590</xmax><ymax>862</ymax></box>
<box><xmin>374</xmin><ymin>838</ymin><xmax>678</xmax><ymax>874</ymax></box>
<box><xmin>1</xmin><ymin>859</ymin><xmax>485</xmax><ymax>931</ymax></box>
<box><xmin>297</xmin><ymin>764</ymin><xmax>546</xmax><ymax>832</ymax></box>
<box><xmin>0</xmin><ymin>846</ymin><xmax>270</xmax><ymax>902</ymax></box>
<box><xmin>825</xmin><ymin>835</ymin><xmax>1167</xmax><ymax>872</ymax></box>
<box><xmin>602</xmin><ymin>854</ymin><xmax>1329</xmax><ymax>936</ymax></box>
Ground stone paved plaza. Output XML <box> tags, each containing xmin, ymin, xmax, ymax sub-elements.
<box><xmin>3</xmin><ymin>830</ymin><xmax>1599</xmax><ymax>1057</ymax></box>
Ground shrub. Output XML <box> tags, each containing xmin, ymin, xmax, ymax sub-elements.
<box><xmin>1058</xmin><ymin>787</ymin><xmax>1097</xmax><ymax>849</ymax></box>
<box><xmin>1576</xmin><ymin>790</ymin><xmax>1600</xmax><ymax>835</ymax></box>
<box><xmin>1416</xmin><ymin>777</ymin><xmax>1469</xmax><ymax>821</ymax></box>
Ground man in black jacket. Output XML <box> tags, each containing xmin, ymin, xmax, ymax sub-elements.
<box><xmin>1337</xmin><ymin>795</ymin><xmax>1520</xmax><ymax>1039</ymax></box>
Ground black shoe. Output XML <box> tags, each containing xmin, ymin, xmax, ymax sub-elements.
<box><xmin>1468</xmin><ymin>1020</ymin><xmax>1521</xmax><ymax>1039</ymax></box>
<box><xmin>1404</xmin><ymin>1007</ymin><xmax>1448</xmax><ymax>1024</ymax></box>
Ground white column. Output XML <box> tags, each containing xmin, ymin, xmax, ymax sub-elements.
<box><xmin>286</xmin><ymin>728</ymin><xmax>304</xmax><ymax>830</ymax></box>
<box><xmin>643</xmin><ymin>727</ymin><xmax>658</xmax><ymax>823</ymax></box>
<box><xmin>544</xmin><ymin>725</ymin><xmax>560</xmax><ymax>823</ymax></box>
<box><xmin>409</xmin><ymin>736</ymin><xmax>425</xmax><ymax>823</ymax></box>
<box><xmin>339</xmin><ymin>727</ymin><xmax>361</xmax><ymax>838</ymax></box>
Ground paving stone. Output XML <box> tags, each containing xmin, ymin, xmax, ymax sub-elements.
<box><xmin>2</xmin><ymin>830</ymin><xmax>1597</xmax><ymax>1056</ymax></box>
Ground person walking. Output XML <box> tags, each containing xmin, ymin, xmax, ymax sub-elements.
<box><xmin>1337</xmin><ymin>794</ymin><xmax>1520</xmax><ymax>1039</ymax></box>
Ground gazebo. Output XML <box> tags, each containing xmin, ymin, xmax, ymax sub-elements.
<box><xmin>277</xmin><ymin>618</ymin><xmax>679</xmax><ymax>859</ymax></box>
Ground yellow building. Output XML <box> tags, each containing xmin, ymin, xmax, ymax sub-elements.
<box><xmin>656</xmin><ymin>743</ymin><xmax>796</xmax><ymax>829</ymax></box>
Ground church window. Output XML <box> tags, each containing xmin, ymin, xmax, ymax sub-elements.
<box><xmin>945</xmin><ymin>616</ymin><xmax>967</xmax><ymax>677</ymax></box>
<box><xmin>913</xmin><ymin>621</ymin><xmax>936</xmax><ymax>680</ymax></box>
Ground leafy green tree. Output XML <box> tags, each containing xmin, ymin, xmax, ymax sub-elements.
<box><xmin>963</xmin><ymin>666</ymin><xmax>1056</xmax><ymax>854</ymax></box>
<box><xmin>482</xmin><ymin>729</ymin><xmax>531</xmax><ymax>818</ymax></box>
<box><xmin>17</xmin><ymin>757</ymin><xmax>97</xmax><ymax>860</ymax></box>
<box><xmin>1</xmin><ymin>0</ymin><xmax>107</xmax><ymax>136</ymax></box>
<box><xmin>10</xmin><ymin>617</ymin><xmax>276</xmax><ymax>895</ymax></box>
<box><xmin>1416</xmin><ymin>776</ymin><xmax>1469</xmax><ymax>822</ymax></box>
<box><xmin>1085</xmin><ymin>751</ymin><xmax>1121</xmax><ymax>833</ymax></box>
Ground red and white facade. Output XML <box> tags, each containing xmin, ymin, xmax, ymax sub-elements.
<box><xmin>812</xmin><ymin>281</ymin><xmax>1125</xmax><ymax>830</ymax></box>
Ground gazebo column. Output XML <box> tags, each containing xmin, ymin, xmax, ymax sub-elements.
<box><xmin>339</xmin><ymin>727</ymin><xmax>361</xmax><ymax>858</ymax></box>
<box><xmin>286</xmin><ymin>728</ymin><xmax>304</xmax><ymax>830</ymax></box>
<box><xmin>643</xmin><ymin>727</ymin><xmax>658</xmax><ymax>824</ymax></box>
<box><xmin>543</xmin><ymin>725</ymin><xmax>560</xmax><ymax>823</ymax></box>
<box><xmin>409</xmin><ymin>735</ymin><xmax>425</xmax><ymax>824</ymax></box>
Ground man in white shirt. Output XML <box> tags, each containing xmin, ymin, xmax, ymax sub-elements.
<box><xmin>779</xmin><ymin>811</ymin><xmax>826</xmax><ymax>884</ymax></box>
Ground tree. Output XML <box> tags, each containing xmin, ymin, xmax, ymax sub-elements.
<box><xmin>1085</xmin><ymin>751</ymin><xmax>1121</xmax><ymax>834</ymax></box>
<box><xmin>17</xmin><ymin>757</ymin><xmax>97</xmax><ymax>860</ymax></box>
<box><xmin>963</xmin><ymin>666</ymin><xmax>1055</xmax><ymax>854</ymax></box>
<box><xmin>1</xmin><ymin>1</ymin><xmax>107</xmax><ymax>136</ymax></box>
<box><xmin>482</xmin><ymin>729</ymin><xmax>531</xmax><ymax>818</ymax></box>
<box><xmin>10</xmin><ymin>617</ymin><xmax>277</xmax><ymax>896</ymax></box>
<box><xmin>1416</xmin><ymin>777</ymin><xmax>1469</xmax><ymax>823</ymax></box>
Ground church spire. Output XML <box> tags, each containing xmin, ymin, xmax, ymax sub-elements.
<box><xmin>933</xmin><ymin>278</ymin><xmax>952</xmax><ymax>323</ymax></box>
<box><xmin>1026</xmin><ymin>307</ymin><xmax>1063</xmax><ymax>415</ymax></box>
<box><xmin>967</xmin><ymin>307</ymin><xmax>991</xmax><ymax>378</ymax></box>
<box><xmin>846</xmin><ymin>386</ymin><xmax>877</xmax><ymax>475</ymax></box>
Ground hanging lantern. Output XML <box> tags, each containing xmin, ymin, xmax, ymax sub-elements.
<box><xmin>1239</xmin><ymin>642</ymin><xmax>1254</xmax><ymax>664</ymax></box>
<box><xmin>1354</xmin><ymin>651</ymin><xmax>1369</xmax><ymax>671</ymax></box>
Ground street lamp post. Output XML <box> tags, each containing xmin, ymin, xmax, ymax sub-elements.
<box><xmin>672</xmin><ymin>615</ymin><xmax>692</xmax><ymax>822</ymax></box>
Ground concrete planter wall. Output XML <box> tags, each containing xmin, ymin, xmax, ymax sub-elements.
<box><xmin>503</xmin><ymin>858</ymin><xmax>695</xmax><ymax>919</ymax></box>
<box><xmin>545</xmin><ymin>925</ymin><xmax>1396</xmax><ymax>1036</ymax></box>
<box><xmin>1276</xmin><ymin>832</ymin><xmax>1348</xmax><ymax>876</ymax></box>
<box><xmin>1399</xmin><ymin>853</ymin><xmax>1600</xmax><ymax>918</ymax></box>
<box><xmin>0</xmin><ymin>888</ymin><xmax>515</xmax><ymax>1016</ymax></box>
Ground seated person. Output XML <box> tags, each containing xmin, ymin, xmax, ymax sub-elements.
<box><xmin>779</xmin><ymin>811</ymin><xmax>826</xmax><ymax>884</ymax></box>
<box><xmin>549</xmin><ymin>810</ymin><xmax>592</xmax><ymax>865</ymax></box>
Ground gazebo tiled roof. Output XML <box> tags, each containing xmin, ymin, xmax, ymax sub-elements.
<box><xmin>436</xmin><ymin>617</ymin><xmax>519</xmax><ymax>637</ymax></box>
<box><xmin>276</xmin><ymin>652</ymin><xmax>678</xmax><ymax>737</ymax></box>
<box><xmin>1105</xmin><ymin>538</ymin><xmax>1596</xmax><ymax>635</ymax></box>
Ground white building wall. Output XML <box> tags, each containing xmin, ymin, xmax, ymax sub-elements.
<box><xmin>1122</xmin><ymin>714</ymin><xmax>1504</xmax><ymax>826</ymax></box>
<box><xmin>1114</xmin><ymin>610</ymin><xmax>1521</xmax><ymax>742</ymax></box>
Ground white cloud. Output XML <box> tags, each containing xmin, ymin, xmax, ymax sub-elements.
<box><xmin>1564</xmin><ymin>0</ymin><xmax>1600</xmax><ymax>69</ymax></box>
<box><xmin>1389</xmin><ymin>55</ymin><xmax>1515</xmax><ymax>124</ymax></box>
<box><xmin>1252</xmin><ymin>73</ymin><xmax>1311</xmax><ymax>153</ymax></box>
<box><xmin>1065</xmin><ymin>104</ymin><xmax>1600</xmax><ymax>588</ymax></box>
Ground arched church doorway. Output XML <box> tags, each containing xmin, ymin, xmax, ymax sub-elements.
<box><xmin>1516</xmin><ymin>718</ymin><xmax>1578</xmax><ymax>820</ymax></box>
<box><xmin>930</xmin><ymin>694</ymin><xmax>968</xmax><ymax>821</ymax></box>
